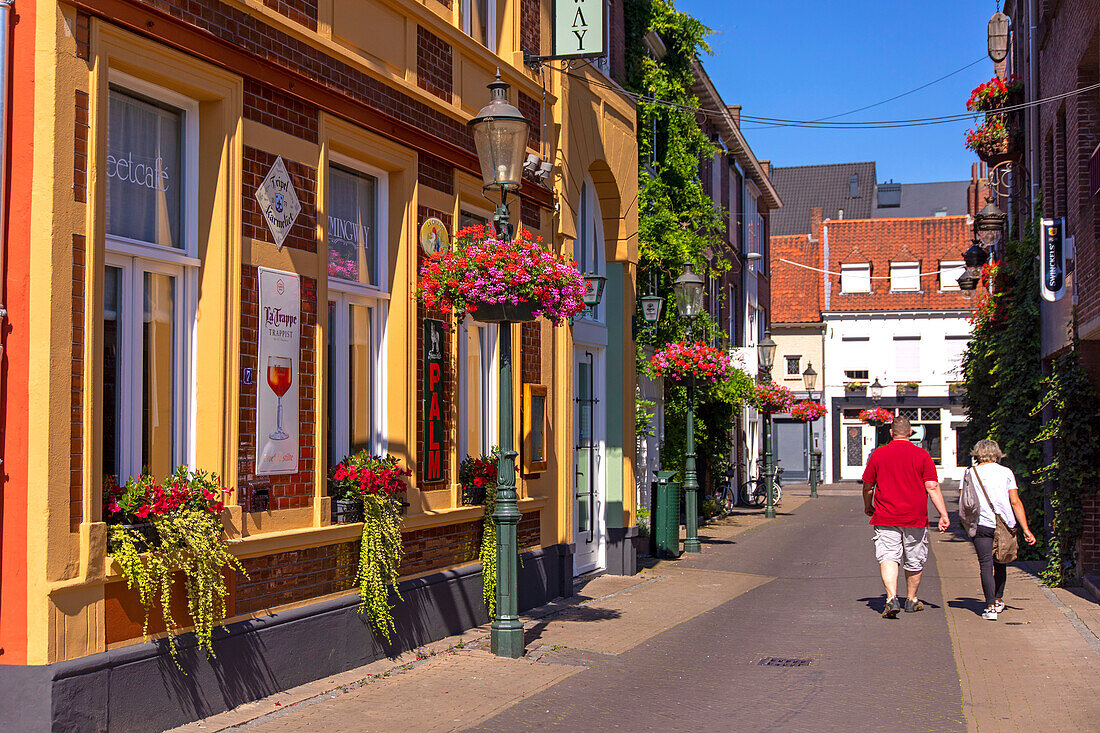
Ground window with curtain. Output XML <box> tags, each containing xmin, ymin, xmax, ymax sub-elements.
<box><xmin>102</xmin><ymin>80</ymin><xmax>195</xmax><ymax>484</ymax></box>
<box><xmin>326</xmin><ymin>160</ymin><xmax>387</xmax><ymax>467</ymax></box>
<box><xmin>458</xmin><ymin>321</ymin><xmax>497</xmax><ymax>461</ymax></box>
<box><xmin>328</xmin><ymin>165</ymin><xmax>378</xmax><ymax>287</ymax></box>
<box><xmin>460</xmin><ymin>0</ymin><xmax>492</xmax><ymax>48</ymax></box>
<box><xmin>893</xmin><ymin>336</ymin><xmax>921</xmax><ymax>381</ymax></box>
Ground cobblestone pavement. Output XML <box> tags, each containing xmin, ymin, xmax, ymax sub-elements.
<box><xmin>175</xmin><ymin>489</ymin><xmax>1100</xmax><ymax>733</ymax></box>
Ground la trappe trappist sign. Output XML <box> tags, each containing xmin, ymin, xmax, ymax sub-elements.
<box><xmin>551</xmin><ymin>0</ymin><xmax>606</xmax><ymax>59</ymax></box>
<box><xmin>1040</xmin><ymin>218</ymin><xmax>1066</xmax><ymax>303</ymax></box>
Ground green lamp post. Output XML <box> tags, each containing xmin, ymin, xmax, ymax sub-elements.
<box><xmin>673</xmin><ymin>261</ymin><xmax>705</xmax><ymax>553</ymax></box>
<box><xmin>758</xmin><ymin>332</ymin><xmax>778</xmax><ymax>519</ymax></box>
<box><xmin>469</xmin><ymin>73</ymin><xmax>530</xmax><ymax>659</ymax></box>
<box><xmin>802</xmin><ymin>361</ymin><xmax>820</xmax><ymax>499</ymax></box>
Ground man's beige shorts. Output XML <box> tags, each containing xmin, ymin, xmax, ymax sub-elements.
<box><xmin>873</xmin><ymin>526</ymin><xmax>929</xmax><ymax>571</ymax></box>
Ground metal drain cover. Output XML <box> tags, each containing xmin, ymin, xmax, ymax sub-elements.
<box><xmin>757</xmin><ymin>657</ymin><xmax>812</xmax><ymax>667</ymax></box>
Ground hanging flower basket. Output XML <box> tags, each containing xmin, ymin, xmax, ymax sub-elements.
<box><xmin>966</xmin><ymin>116</ymin><xmax>1020</xmax><ymax>162</ymax></box>
<box><xmin>750</xmin><ymin>381</ymin><xmax>796</xmax><ymax>414</ymax></box>
<box><xmin>858</xmin><ymin>407</ymin><xmax>895</xmax><ymax>426</ymax></box>
<box><xmin>650</xmin><ymin>341</ymin><xmax>732</xmax><ymax>382</ymax></box>
<box><xmin>789</xmin><ymin>400</ymin><xmax>827</xmax><ymax>422</ymax></box>
<box><xmin>966</xmin><ymin>74</ymin><xmax>1024</xmax><ymax>113</ymax></box>
<box><xmin>416</xmin><ymin>225</ymin><xmax>586</xmax><ymax>325</ymax></box>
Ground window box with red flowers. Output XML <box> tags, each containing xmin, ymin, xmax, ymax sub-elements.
<box><xmin>329</xmin><ymin>451</ymin><xmax>412</xmax><ymax>641</ymax></box>
<box><xmin>965</xmin><ymin>115</ymin><xmax>1020</xmax><ymax>162</ymax></box>
<box><xmin>750</xmin><ymin>381</ymin><xmax>796</xmax><ymax>414</ymax></box>
<box><xmin>858</xmin><ymin>407</ymin><xmax>895</xmax><ymax>426</ymax></box>
<box><xmin>650</xmin><ymin>341</ymin><xmax>732</xmax><ymax>383</ymax></box>
<box><xmin>790</xmin><ymin>400</ymin><xmax>827</xmax><ymax>422</ymax></box>
<box><xmin>416</xmin><ymin>225</ymin><xmax>587</xmax><ymax>325</ymax></box>
<box><xmin>966</xmin><ymin>74</ymin><xmax>1024</xmax><ymax>113</ymax></box>
<box><xmin>103</xmin><ymin>467</ymin><xmax>242</xmax><ymax>658</ymax></box>
<box><xmin>459</xmin><ymin>453</ymin><xmax>502</xmax><ymax>615</ymax></box>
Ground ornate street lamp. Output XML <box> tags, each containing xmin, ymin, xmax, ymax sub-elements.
<box><xmin>582</xmin><ymin>273</ymin><xmax>607</xmax><ymax>309</ymax></box>
<box><xmin>469</xmin><ymin>74</ymin><xmax>530</xmax><ymax>659</ymax></box>
<box><xmin>974</xmin><ymin>200</ymin><xmax>1006</xmax><ymax>253</ymax></box>
<box><xmin>870</xmin><ymin>377</ymin><xmax>884</xmax><ymax>403</ymax></box>
<box><xmin>963</xmin><ymin>239</ymin><xmax>990</xmax><ymax>279</ymax></box>
<box><xmin>957</xmin><ymin>271</ymin><xmax>980</xmax><ymax>291</ymax></box>
<box><xmin>470</xmin><ymin>72</ymin><xmax>531</xmax><ymax>239</ymax></box>
<box><xmin>673</xmin><ymin>262</ymin><xmax>704</xmax><ymax>552</ymax></box>
<box><xmin>759</xmin><ymin>331</ymin><xmax>778</xmax><ymax>518</ymax></box>
<box><xmin>802</xmin><ymin>362</ymin><xmax>820</xmax><ymax>499</ymax></box>
<box><xmin>988</xmin><ymin>9</ymin><xmax>1010</xmax><ymax>65</ymax></box>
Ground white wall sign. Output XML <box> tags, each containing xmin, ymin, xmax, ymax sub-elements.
<box><xmin>552</xmin><ymin>0</ymin><xmax>606</xmax><ymax>58</ymax></box>
<box><xmin>1040</xmin><ymin>218</ymin><xmax>1066</xmax><ymax>303</ymax></box>
<box><xmin>254</xmin><ymin>156</ymin><xmax>302</xmax><ymax>249</ymax></box>
<box><xmin>256</xmin><ymin>267</ymin><xmax>301</xmax><ymax>475</ymax></box>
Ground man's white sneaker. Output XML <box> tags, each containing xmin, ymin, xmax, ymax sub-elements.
<box><xmin>982</xmin><ymin>608</ymin><xmax>998</xmax><ymax>620</ymax></box>
<box><xmin>993</xmin><ymin>600</ymin><xmax>1005</xmax><ymax>613</ymax></box>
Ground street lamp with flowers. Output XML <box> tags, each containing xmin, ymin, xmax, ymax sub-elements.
<box><xmin>672</xmin><ymin>261</ymin><xmax>705</xmax><ymax>552</ymax></box>
<box><xmin>758</xmin><ymin>332</ymin><xmax>778</xmax><ymax>518</ymax></box>
<box><xmin>801</xmin><ymin>362</ymin><xmax>821</xmax><ymax>499</ymax></box>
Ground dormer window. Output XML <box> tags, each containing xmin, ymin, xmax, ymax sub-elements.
<box><xmin>890</xmin><ymin>262</ymin><xmax>920</xmax><ymax>292</ymax></box>
<box><xmin>840</xmin><ymin>263</ymin><xmax>871</xmax><ymax>293</ymax></box>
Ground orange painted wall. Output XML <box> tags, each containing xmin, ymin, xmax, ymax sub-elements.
<box><xmin>0</xmin><ymin>0</ymin><xmax>35</xmax><ymax>666</ymax></box>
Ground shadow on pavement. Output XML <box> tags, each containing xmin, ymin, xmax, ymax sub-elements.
<box><xmin>523</xmin><ymin>606</ymin><xmax>623</xmax><ymax>646</ymax></box>
<box><xmin>947</xmin><ymin>597</ymin><xmax>986</xmax><ymax>615</ymax></box>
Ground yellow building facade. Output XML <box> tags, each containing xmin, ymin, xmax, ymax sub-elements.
<box><xmin>0</xmin><ymin>1</ymin><xmax>637</xmax><ymax>728</ymax></box>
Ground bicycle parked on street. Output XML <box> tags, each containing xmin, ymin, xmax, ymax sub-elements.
<box><xmin>740</xmin><ymin>464</ymin><xmax>784</xmax><ymax>507</ymax></box>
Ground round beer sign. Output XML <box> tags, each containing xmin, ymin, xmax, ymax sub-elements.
<box><xmin>419</xmin><ymin>218</ymin><xmax>449</xmax><ymax>256</ymax></box>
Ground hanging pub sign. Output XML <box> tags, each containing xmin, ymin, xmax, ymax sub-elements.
<box><xmin>1040</xmin><ymin>218</ymin><xmax>1066</xmax><ymax>302</ymax></box>
<box><xmin>256</xmin><ymin>267</ymin><xmax>301</xmax><ymax>475</ymax></box>
<box><xmin>423</xmin><ymin>318</ymin><xmax>446</xmax><ymax>483</ymax></box>
<box><xmin>547</xmin><ymin>0</ymin><xmax>606</xmax><ymax>59</ymax></box>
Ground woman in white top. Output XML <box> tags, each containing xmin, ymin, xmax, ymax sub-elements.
<box><xmin>961</xmin><ymin>439</ymin><xmax>1036</xmax><ymax>620</ymax></box>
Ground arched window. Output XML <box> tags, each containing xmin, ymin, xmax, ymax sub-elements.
<box><xmin>574</xmin><ymin>179</ymin><xmax>606</xmax><ymax>323</ymax></box>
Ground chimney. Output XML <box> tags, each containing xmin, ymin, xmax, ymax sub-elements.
<box><xmin>727</xmin><ymin>105</ymin><xmax>741</xmax><ymax>128</ymax></box>
<box><xmin>759</xmin><ymin>160</ymin><xmax>770</xmax><ymax>179</ymax></box>
<box><xmin>810</xmin><ymin>206</ymin><xmax>823</xmax><ymax>237</ymax></box>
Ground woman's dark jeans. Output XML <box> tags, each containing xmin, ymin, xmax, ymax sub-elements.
<box><xmin>973</xmin><ymin>525</ymin><xmax>1007</xmax><ymax>606</ymax></box>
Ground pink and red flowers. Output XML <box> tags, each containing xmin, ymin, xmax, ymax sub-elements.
<box><xmin>459</xmin><ymin>453</ymin><xmax>499</xmax><ymax>506</ymax></box>
<box><xmin>416</xmin><ymin>226</ymin><xmax>586</xmax><ymax>325</ymax></box>
<box><xmin>651</xmin><ymin>341</ymin><xmax>732</xmax><ymax>382</ymax></box>
<box><xmin>750</xmin><ymin>381</ymin><xmax>796</xmax><ymax>414</ymax></box>
<box><xmin>330</xmin><ymin>452</ymin><xmax>412</xmax><ymax>501</ymax></box>
<box><xmin>859</xmin><ymin>407</ymin><xmax>895</xmax><ymax>426</ymax></box>
<box><xmin>790</xmin><ymin>400</ymin><xmax>827</xmax><ymax>422</ymax></box>
<box><xmin>103</xmin><ymin>467</ymin><xmax>232</xmax><ymax>524</ymax></box>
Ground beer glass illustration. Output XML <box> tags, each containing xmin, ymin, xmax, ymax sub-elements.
<box><xmin>266</xmin><ymin>355</ymin><xmax>293</xmax><ymax>440</ymax></box>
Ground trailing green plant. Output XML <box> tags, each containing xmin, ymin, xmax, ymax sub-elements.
<box><xmin>459</xmin><ymin>452</ymin><xmax>501</xmax><ymax>616</ymax></box>
<box><xmin>961</xmin><ymin>217</ymin><xmax>1045</xmax><ymax>558</ymax></box>
<box><xmin>636</xmin><ymin>396</ymin><xmax>657</xmax><ymax>438</ymax></box>
<box><xmin>104</xmin><ymin>467</ymin><xmax>243</xmax><ymax>659</ymax></box>
<box><xmin>1031</xmin><ymin>338</ymin><xmax>1100</xmax><ymax>586</ymax></box>
<box><xmin>331</xmin><ymin>451</ymin><xmax>410</xmax><ymax>641</ymax></box>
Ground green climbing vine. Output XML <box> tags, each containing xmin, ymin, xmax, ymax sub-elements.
<box><xmin>961</xmin><ymin>217</ymin><xmax>1045</xmax><ymax>559</ymax></box>
<box><xmin>625</xmin><ymin>0</ymin><xmax>754</xmax><ymax>485</ymax></box>
<box><xmin>1032</xmin><ymin>337</ymin><xmax>1100</xmax><ymax>586</ymax></box>
<box><xmin>479</xmin><ymin>483</ymin><xmax>499</xmax><ymax>616</ymax></box>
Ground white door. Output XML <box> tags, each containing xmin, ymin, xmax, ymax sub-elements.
<box><xmin>573</xmin><ymin>347</ymin><xmax>606</xmax><ymax>575</ymax></box>
<box><xmin>840</xmin><ymin>421</ymin><xmax>876</xmax><ymax>481</ymax></box>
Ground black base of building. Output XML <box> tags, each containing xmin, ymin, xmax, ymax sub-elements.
<box><xmin>0</xmin><ymin>543</ymin><xmax>573</xmax><ymax>733</ymax></box>
<box><xmin>605</xmin><ymin>526</ymin><xmax>639</xmax><ymax>576</ymax></box>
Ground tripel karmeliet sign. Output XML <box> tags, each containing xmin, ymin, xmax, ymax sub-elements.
<box><xmin>552</xmin><ymin>0</ymin><xmax>606</xmax><ymax>58</ymax></box>
<box><xmin>1040</xmin><ymin>218</ymin><xmax>1066</xmax><ymax>302</ymax></box>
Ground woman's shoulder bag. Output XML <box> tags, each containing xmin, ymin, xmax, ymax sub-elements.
<box><xmin>973</xmin><ymin>466</ymin><xmax>1018</xmax><ymax>563</ymax></box>
<box><xmin>958</xmin><ymin>468</ymin><xmax>981</xmax><ymax>538</ymax></box>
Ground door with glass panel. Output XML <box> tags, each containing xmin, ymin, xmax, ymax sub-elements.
<box><xmin>573</xmin><ymin>348</ymin><xmax>605</xmax><ymax>574</ymax></box>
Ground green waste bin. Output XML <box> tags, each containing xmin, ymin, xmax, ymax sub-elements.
<box><xmin>653</xmin><ymin>470</ymin><xmax>681</xmax><ymax>558</ymax></box>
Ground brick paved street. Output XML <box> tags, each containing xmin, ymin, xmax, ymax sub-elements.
<box><xmin>175</xmin><ymin>489</ymin><xmax>1100</xmax><ymax>733</ymax></box>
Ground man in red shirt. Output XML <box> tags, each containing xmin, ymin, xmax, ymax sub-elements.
<box><xmin>862</xmin><ymin>416</ymin><xmax>950</xmax><ymax>618</ymax></box>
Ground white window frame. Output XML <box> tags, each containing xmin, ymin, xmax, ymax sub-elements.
<box><xmin>104</xmin><ymin>73</ymin><xmax>199</xmax><ymax>481</ymax></box>
<box><xmin>840</xmin><ymin>264</ymin><xmax>871</xmax><ymax>293</ymax></box>
<box><xmin>576</xmin><ymin>178</ymin><xmax>606</xmax><ymax>325</ymax></box>
<box><xmin>890</xmin><ymin>261</ymin><xmax>921</xmax><ymax>292</ymax></box>
<box><xmin>460</xmin><ymin>0</ymin><xmax>497</xmax><ymax>52</ymax></box>
<box><xmin>940</xmin><ymin>260</ymin><xmax>965</xmax><ymax>291</ymax></box>
<box><xmin>326</xmin><ymin>155</ymin><xmax>390</xmax><ymax>463</ymax></box>
<box><xmin>457</xmin><ymin>320</ymin><xmax>499</xmax><ymax>461</ymax></box>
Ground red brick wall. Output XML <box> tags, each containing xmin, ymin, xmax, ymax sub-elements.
<box><xmin>71</xmin><ymin>234</ymin><xmax>85</xmax><ymax>532</ymax></box>
<box><xmin>238</xmin><ymin>266</ymin><xmax>317</xmax><ymax>510</ymax></box>
<box><xmin>243</xmin><ymin>147</ymin><xmax>317</xmax><ymax>253</ymax></box>
<box><xmin>520</xmin><ymin>197</ymin><xmax>542</xmax><ymax>232</ymax></box>
<box><xmin>418</xmin><ymin>153</ymin><xmax>455</xmax><ymax>195</ymax></box>
<box><xmin>124</xmin><ymin>0</ymin><xmax>476</xmax><ymax>154</ymax></box>
<box><xmin>244</xmin><ymin>78</ymin><xmax>319</xmax><ymax>143</ymax></box>
<box><xmin>416</xmin><ymin>25</ymin><xmax>453</xmax><ymax>103</ymax></box>
<box><xmin>520</xmin><ymin>0</ymin><xmax>541</xmax><ymax>55</ymax></box>
<box><xmin>521</xmin><ymin>322</ymin><xmax>540</xmax><ymax>384</ymax></box>
<box><xmin>416</xmin><ymin>207</ymin><xmax>454</xmax><ymax>487</ymax></box>
<box><xmin>261</xmin><ymin>0</ymin><xmax>318</xmax><ymax>31</ymax></box>
<box><xmin>518</xmin><ymin>91</ymin><xmax>541</xmax><ymax>150</ymax></box>
<box><xmin>1082</xmin><ymin>491</ymin><xmax>1100</xmax><ymax>574</ymax></box>
<box><xmin>74</xmin><ymin>91</ymin><xmax>88</xmax><ymax>203</ymax></box>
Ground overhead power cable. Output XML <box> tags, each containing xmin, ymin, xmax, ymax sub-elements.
<box><xmin>778</xmin><ymin>257</ymin><xmax>962</xmax><ymax>280</ymax></box>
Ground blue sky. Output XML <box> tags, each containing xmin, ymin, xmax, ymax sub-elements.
<box><xmin>678</xmin><ymin>0</ymin><xmax>996</xmax><ymax>184</ymax></box>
